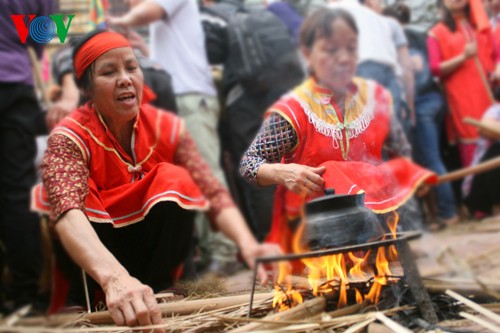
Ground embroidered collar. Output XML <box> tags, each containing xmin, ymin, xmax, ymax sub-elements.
<box><xmin>291</xmin><ymin>77</ymin><xmax>377</xmax><ymax>158</ymax></box>
<box><xmin>311</xmin><ymin>77</ymin><xmax>359</xmax><ymax>106</ymax></box>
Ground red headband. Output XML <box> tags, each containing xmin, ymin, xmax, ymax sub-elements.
<box><xmin>74</xmin><ymin>31</ymin><xmax>131</xmax><ymax>79</ymax></box>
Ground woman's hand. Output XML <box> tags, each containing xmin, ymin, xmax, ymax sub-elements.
<box><xmin>46</xmin><ymin>97</ymin><xmax>76</xmax><ymax>130</ymax></box>
<box><xmin>103</xmin><ymin>273</ymin><xmax>165</xmax><ymax>332</ymax></box>
<box><xmin>240</xmin><ymin>242</ymin><xmax>284</xmax><ymax>286</ymax></box>
<box><xmin>278</xmin><ymin>164</ymin><xmax>326</xmax><ymax>196</ymax></box>
<box><xmin>416</xmin><ymin>183</ymin><xmax>431</xmax><ymax>197</ymax></box>
<box><xmin>463</xmin><ymin>41</ymin><xmax>477</xmax><ymax>59</ymax></box>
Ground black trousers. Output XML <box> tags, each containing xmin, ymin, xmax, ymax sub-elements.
<box><xmin>465</xmin><ymin>142</ymin><xmax>500</xmax><ymax>215</ymax></box>
<box><xmin>0</xmin><ymin>83</ymin><xmax>42</xmax><ymax>309</ymax></box>
<box><xmin>223</xmin><ymin>89</ymin><xmax>282</xmax><ymax>242</ymax></box>
<box><xmin>54</xmin><ymin>202</ymin><xmax>195</xmax><ymax>307</ymax></box>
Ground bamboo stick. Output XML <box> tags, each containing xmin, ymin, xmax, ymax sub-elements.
<box><xmin>436</xmin><ymin>156</ymin><xmax>500</xmax><ymax>184</ymax></box>
<box><xmin>424</xmin><ymin>279</ymin><xmax>500</xmax><ymax>298</ymax></box>
<box><xmin>446</xmin><ymin>289</ymin><xmax>500</xmax><ymax>325</ymax></box>
<box><xmin>228</xmin><ymin>296</ymin><xmax>326</xmax><ymax>333</ymax></box>
<box><xmin>464</xmin><ymin>117</ymin><xmax>500</xmax><ymax>140</ymax></box>
<box><xmin>367</xmin><ymin>322</ymin><xmax>396</xmax><ymax>333</ymax></box>
<box><xmin>27</xmin><ymin>47</ymin><xmax>50</xmax><ymax>108</ymax></box>
<box><xmin>2</xmin><ymin>305</ymin><xmax>32</xmax><ymax>327</ymax></box>
<box><xmin>18</xmin><ymin>292</ymin><xmax>273</xmax><ymax>327</ymax></box>
<box><xmin>344</xmin><ymin>317</ymin><xmax>376</xmax><ymax>333</ymax></box>
<box><xmin>322</xmin><ymin>301</ymin><xmax>368</xmax><ymax>319</ymax></box>
<box><xmin>459</xmin><ymin>311</ymin><xmax>500</xmax><ymax>333</ymax></box>
<box><xmin>373</xmin><ymin>312</ymin><xmax>413</xmax><ymax>333</ymax></box>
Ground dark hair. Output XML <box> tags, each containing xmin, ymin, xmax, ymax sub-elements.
<box><xmin>299</xmin><ymin>8</ymin><xmax>358</xmax><ymax>50</ymax></box>
<box><xmin>437</xmin><ymin>0</ymin><xmax>471</xmax><ymax>32</ymax></box>
<box><xmin>72</xmin><ymin>29</ymin><xmax>108</xmax><ymax>95</ymax></box>
<box><xmin>493</xmin><ymin>85</ymin><xmax>500</xmax><ymax>101</ymax></box>
<box><xmin>383</xmin><ymin>3</ymin><xmax>411</xmax><ymax>24</ymax></box>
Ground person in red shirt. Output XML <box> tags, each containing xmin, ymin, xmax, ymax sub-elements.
<box><xmin>428</xmin><ymin>0</ymin><xmax>500</xmax><ymax>166</ymax></box>
<box><xmin>485</xmin><ymin>0</ymin><xmax>500</xmax><ymax>47</ymax></box>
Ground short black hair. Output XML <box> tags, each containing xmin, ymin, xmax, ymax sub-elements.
<box><xmin>72</xmin><ymin>29</ymin><xmax>108</xmax><ymax>94</ymax></box>
<box><xmin>300</xmin><ymin>8</ymin><xmax>358</xmax><ymax>50</ymax></box>
<box><xmin>383</xmin><ymin>3</ymin><xmax>411</xmax><ymax>24</ymax></box>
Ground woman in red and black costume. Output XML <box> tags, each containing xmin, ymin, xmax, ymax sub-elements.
<box><xmin>32</xmin><ymin>30</ymin><xmax>280</xmax><ymax>331</ymax></box>
<box><xmin>240</xmin><ymin>9</ymin><xmax>437</xmax><ymax>254</ymax></box>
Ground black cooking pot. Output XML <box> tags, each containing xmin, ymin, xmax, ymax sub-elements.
<box><xmin>303</xmin><ymin>189</ymin><xmax>384</xmax><ymax>250</ymax></box>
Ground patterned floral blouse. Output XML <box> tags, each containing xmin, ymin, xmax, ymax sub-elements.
<box><xmin>41</xmin><ymin>131</ymin><xmax>234</xmax><ymax>225</ymax></box>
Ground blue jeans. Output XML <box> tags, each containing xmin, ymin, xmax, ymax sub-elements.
<box><xmin>357</xmin><ymin>61</ymin><xmax>409</xmax><ymax>133</ymax></box>
<box><xmin>413</xmin><ymin>92</ymin><xmax>457</xmax><ymax>219</ymax></box>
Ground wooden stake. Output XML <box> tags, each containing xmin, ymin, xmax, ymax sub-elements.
<box><xmin>446</xmin><ymin>289</ymin><xmax>500</xmax><ymax>325</ymax></box>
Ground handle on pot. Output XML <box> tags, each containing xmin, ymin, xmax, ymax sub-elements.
<box><xmin>324</xmin><ymin>188</ymin><xmax>335</xmax><ymax>196</ymax></box>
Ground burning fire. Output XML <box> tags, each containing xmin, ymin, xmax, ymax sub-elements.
<box><xmin>273</xmin><ymin>211</ymin><xmax>401</xmax><ymax>311</ymax></box>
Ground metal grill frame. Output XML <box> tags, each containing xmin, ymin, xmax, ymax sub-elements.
<box><xmin>248</xmin><ymin>232</ymin><xmax>438</xmax><ymax>323</ymax></box>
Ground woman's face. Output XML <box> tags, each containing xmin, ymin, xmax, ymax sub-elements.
<box><xmin>89</xmin><ymin>47</ymin><xmax>143</xmax><ymax>124</ymax></box>
<box><xmin>443</xmin><ymin>0</ymin><xmax>468</xmax><ymax>12</ymax></box>
<box><xmin>485</xmin><ymin>0</ymin><xmax>500</xmax><ymax>14</ymax></box>
<box><xmin>303</xmin><ymin>18</ymin><xmax>358</xmax><ymax>94</ymax></box>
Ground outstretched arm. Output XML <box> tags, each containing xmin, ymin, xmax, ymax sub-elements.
<box><xmin>41</xmin><ymin>135</ymin><xmax>163</xmax><ymax>332</ymax></box>
<box><xmin>240</xmin><ymin>112</ymin><xmax>325</xmax><ymax>196</ymax></box>
<box><xmin>108</xmin><ymin>0</ymin><xmax>166</xmax><ymax>28</ymax></box>
<box><xmin>55</xmin><ymin>210</ymin><xmax>164</xmax><ymax>332</ymax></box>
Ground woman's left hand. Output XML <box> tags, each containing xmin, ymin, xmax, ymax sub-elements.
<box><xmin>491</xmin><ymin>64</ymin><xmax>500</xmax><ymax>83</ymax></box>
<box><xmin>240</xmin><ymin>242</ymin><xmax>283</xmax><ymax>286</ymax></box>
<box><xmin>416</xmin><ymin>183</ymin><xmax>431</xmax><ymax>197</ymax></box>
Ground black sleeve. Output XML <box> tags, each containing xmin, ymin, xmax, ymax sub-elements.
<box><xmin>142</xmin><ymin>67</ymin><xmax>178</xmax><ymax>113</ymax></box>
<box><xmin>200</xmin><ymin>9</ymin><xmax>229</xmax><ymax>65</ymax></box>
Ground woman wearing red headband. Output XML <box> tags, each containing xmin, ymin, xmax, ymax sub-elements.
<box><xmin>32</xmin><ymin>30</ymin><xmax>281</xmax><ymax>331</ymax></box>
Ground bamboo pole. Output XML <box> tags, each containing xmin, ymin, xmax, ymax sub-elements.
<box><xmin>18</xmin><ymin>292</ymin><xmax>273</xmax><ymax>327</ymax></box>
<box><xmin>344</xmin><ymin>317</ymin><xmax>376</xmax><ymax>333</ymax></box>
<box><xmin>464</xmin><ymin>117</ymin><xmax>500</xmax><ymax>139</ymax></box>
<box><xmin>436</xmin><ymin>156</ymin><xmax>500</xmax><ymax>184</ymax></box>
<box><xmin>228</xmin><ymin>296</ymin><xmax>326</xmax><ymax>333</ymax></box>
<box><xmin>373</xmin><ymin>312</ymin><xmax>413</xmax><ymax>333</ymax></box>
<box><xmin>424</xmin><ymin>278</ymin><xmax>500</xmax><ymax>298</ymax></box>
<box><xmin>446</xmin><ymin>289</ymin><xmax>500</xmax><ymax>325</ymax></box>
<box><xmin>459</xmin><ymin>311</ymin><xmax>500</xmax><ymax>333</ymax></box>
<box><xmin>27</xmin><ymin>47</ymin><xmax>50</xmax><ymax>108</ymax></box>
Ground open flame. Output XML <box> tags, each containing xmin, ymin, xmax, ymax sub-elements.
<box><xmin>273</xmin><ymin>211</ymin><xmax>401</xmax><ymax>311</ymax></box>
